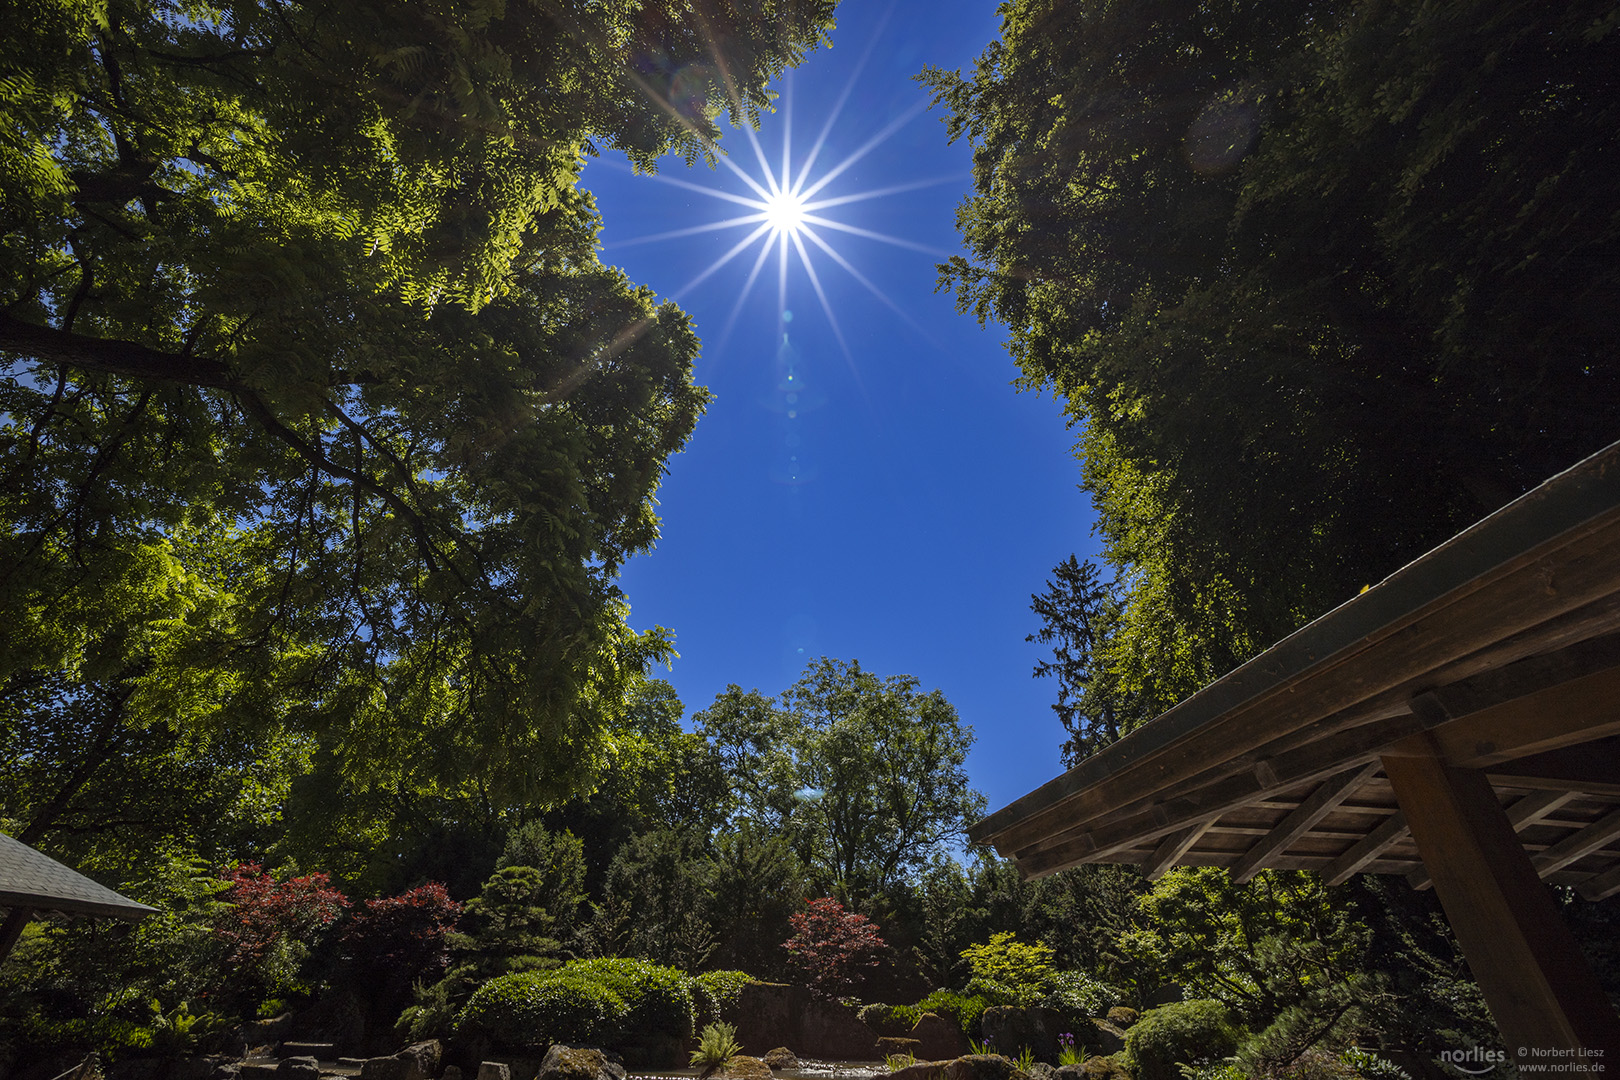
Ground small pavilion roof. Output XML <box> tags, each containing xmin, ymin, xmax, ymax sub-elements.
<box><xmin>0</xmin><ymin>831</ymin><xmax>157</xmax><ymax>921</ymax></box>
<box><xmin>972</xmin><ymin>439</ymin><xmax>1620</xmax><ymax>899</ymax></box>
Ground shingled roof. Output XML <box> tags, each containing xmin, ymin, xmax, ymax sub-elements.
<box><xmin>0</xmin><ymin>831</ymin><xmax>156</xmax><ymax>921</ymax></box>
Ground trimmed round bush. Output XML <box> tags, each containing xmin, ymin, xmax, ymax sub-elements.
<box><xmin>1125</xmin><ymin>1000</ymin><xmax>1242</xmax><ymax>1080</ymax></box>
<box><xmin>858</xmin><ymin>1002</ymin><xmax>921</xmax><ymax>1036</ymax></box>
<box><xmin>458</xmin><ymin>970</ymin><xmax>629</xmax><ymax>1050</ymax></box>
<box><xmin>564</xmin><ymin>958</ymin><xmax>696</xmax><ymax>1041</ymax></box>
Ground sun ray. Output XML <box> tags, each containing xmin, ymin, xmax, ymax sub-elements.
<box><xmin>799</xmin><ymin>213</ymin><xmax>955</xmax><ymax>258</ymax></box>
<box><xmin>606</xmin><ymin>213</ymin><xmax>770</xmax><ymax>249</ymax></box>
<box><xmin>792</xmin><ymin>0</ymin><xmax>899</xmax><ymax>193</ymax></box>
<box><xmin>790</xmin><ymin>230</ymin><xmax>856</xmax><ymax>372</ymax></box>
<box><xmin>613</xmin><ymin>164</ymin><xmax>770</xmax><ymax>210</ymax></box>
<box><xmin>776</xmin><ymin>230</ymin><xmax>790</xmax><ymax>324</ymax></box>
<box><xmin>672</xmin><ymin>221</ymin><xmax>775</xmax><ymax>300</ymax></box>
<box><xmin>798</xmin><ymin>99</ymin><xmax>929</xmax><ymax>203</ymax></box>
<box><xmin>800</xmin><ymin>175</ymin><xmax>964</xmax><ymax>213</ymax></box>
<box><xmin>718</xmin><ymin>230</ymin><xmax>779</xmax><ymax>349</ymax></box>
<box><xmin>801</xmin><ymin>227</ymin><xmax>942</xmax><ymax>347</ymax></box>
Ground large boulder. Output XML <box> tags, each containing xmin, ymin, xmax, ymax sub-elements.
<box><xmin>943</xmin><ymin>1056</ymin><xmax>1032</xmax><ymax>1080</ymax></box>
<box><xmin>877</xmin><ymin>1038</ymin><xmax>922</xmax><ymax>1060</ymax></box>
<box><xmin>535</xmin><ymin>1045</ymin><xmax>626</xmax><ymax>1080</ymax></box>
<box><xmin>728</xmin><ymin>982</ymin><xmax>878</xmax><ymax>1060</ymax></box>
<box><xmin>718</xmin><ymin>1057</ymin><xmax>772</xmax><ymax>1080</ymax></box>
<box><xmin>762</xmin><ymin>1049</ymin><xmax>799</xmax><ymax>1071</ymax></box>
<box><xmin>980</xmin><ymin>1008</ymin><xmax>1070</xmax><ymax>1062</ymax></box>
<box><xmin>276</xmin><ymin>1060</ymin><xmax>320</xmax><ymax>1080</ymax></box>
<box><xmin>397</xmin><ymin>1042</ymin><xmax>444</xmax><ymax>1080</ymax></box>
<box><xmin>910</xmin><ymin>1014</ymin><xmax>969</xmax><ymax>1062</ymax></box>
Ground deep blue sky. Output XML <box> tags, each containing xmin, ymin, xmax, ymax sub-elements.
<box><xmin>587</xmin><ymin>1</ymin><xmax>1102</xmax><ymax>817</ymax></box>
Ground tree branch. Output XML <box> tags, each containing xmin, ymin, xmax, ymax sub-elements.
<box><xmin>0</xmin><ymin>313</ymin><xmax>238</xmax><ymax>388</ymax></box>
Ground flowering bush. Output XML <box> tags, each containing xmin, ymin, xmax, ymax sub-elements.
<box><xmin>782</xmin><ymin>897</ymin><xmax>888</xmax><ymax>997</ymax></box>
<box><xmin>215</xmin><ymin>863</ymin><xmax>348</xmax><ymax>1011</ymax></box>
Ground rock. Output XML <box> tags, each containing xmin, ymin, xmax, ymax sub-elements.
<box><xmin>277</xmin><ymin>1059</ymin><xmax>320</xmax><ymax>1080</ymax></box>
<box><xmin>761</xmin><ymin>1049</ymin><xmax>798</xmax><ymax>1071</ymax></box>
<box><xmin>980</xmin><ymin>1007</ymin><xmax>1072</xmax><ymax>1062</ymax></box>
<box><xmin>476</xmin><ymin>1065</ymin><xmax>510</xmax><ymax>1080</ymax></box>
<box><xmin>942</xmin><ymin>1055</ymin><xmax>1032</xmax><ymax>1080</ymax></box>
<box><xmin>277</xmin><ymin>1044</ymin><xmax>335</xmax><ymax>1061</ymax></box>
<box><xmin>1103</xmin><ymin>1008</ymin><xmax>1137</xmax><ymax>1029</ymax></box>
<box><xmin>170</xmin><ymin>1057</ymin><xmax>234</xmax><ymax>1080</ymax></box>
<box><xmin>106</xmin><ymin>1060</ymin><xmax>161</xmax><ymax>1080</ymax></box>
<box><xmin>1088</xmin><ymin>1022</ymin><xmax>1126</xmax><ymax>1058</ymax></box>
<box><xmin>718</xmin><ymin>1057</ymin><xmax>772</xmax><ymax>1080</ymax></box>
<box><xmin>535</xmin><ymin>1046</ymin><xmax>625</xmax><ymax>1080</ymax></box>
<box><xmin>800</xmin><ymin>998</ymin><xmax>880</xmax><ymax>1059</ymax></box>
<box><xmin>360</xmin><ymin>1060</ymin><xmax>410</xmax><ymax>1080</ymax></box>
<box><xmin>1078</xmin><ymin>1058</ymin><xmax>1129</xmax><ymax>1080</ymax></box>
<box><xmin>338</xmin><ymin>1063</ymin><xmax>370</xmax><ymax>1071</ymax></box>
<box><xmin>243</xmin><ymin>1014</ymin><xmax>296</xmax><ymax>1052</ymax></box>
<box><xmin>210</xmin><ymin>1064</ymin><xmax>242</xmax><ymax>1080</ymax></box>
<box><xmin>442</xmin><ymin>1069</ymin><xmax>463</xmax><ymax>1080</ymax></box>
<box><xmin>878</xmin><ymin>1038</ymin><xmax>922</xmax><ymax>1060</ymax></box>
<box><xmin>239</xmin><ymin>1065</ymin><xmax>281</xmax><ymax>1080</ymax></box>
<box><xmin>1026</xmin><ymin>1065</ymin><xmax>1058</xmax><ymax>1080</ymax></box>
<box><xmin>910</xmin><ymin>1014</ymin><xmax>970</xmax><ymax>1062</ymax></box>
<box><xmin>396</xmin><ymin>1041</ymin><xmax>444</xmax><ymax>1080</ymax></box>
<box><xmin>889</xmin><ymin>1062</ymin><xmax>951</xmax><ymax>1080</ymax></box>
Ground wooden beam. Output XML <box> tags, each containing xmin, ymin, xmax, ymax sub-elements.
<box><xmin>1323</xmin><ymin>811</ymin><xmax>1409</xmax><ymax>886</ymax></box>
<box><xmin>1422</xmin><ymin>665</ymin><xmax>1620</xmax><ymax>768</ymax></box>
<box><xmin>1015</xmin><ymin>635</ymin><xmax>1620</xmax><ymax>869</ymax></box>
<box><xmin>1142</xmin><ymin>819</ymin><xmax>1215</xmax><ymax>880</ymax></box>
<box><xmin>1409</xmin><ymin>789</ymin><xmax>1577</xmax><ymax>891</ymax></box>
<box><xmin>1576</xmin><ymin>864</ymin><xmax>1620</xmax><ymax>902</ymax></box>
<box><xmin>1383</xmin><ymin>733</ymin><xmax>1620</xmax><ymax>1068</ymax></box>
<box><xmin>1229</xmin><ymin>763</ymin><xmax>1379</xmax><ymax>883</ymax></box>
<box><xmin>978</xmin><ymin>511</ymin><xmax>1620</xmax><ymax>857</ymax></box>
<box><xmin>1531</xmin><ymin>806</ymin><xmax>1620</xmax><ymax>876</ymax></box>
<box><xmin>1485</xmin><ymin>736</ymin><xmax>1620</xmax><ymax>795</ymax></box>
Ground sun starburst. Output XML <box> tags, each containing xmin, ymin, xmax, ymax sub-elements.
<box><xmin>604</xmin><ymin>48</ymin><xmax>959</xmax><ymax>360</ymax></box>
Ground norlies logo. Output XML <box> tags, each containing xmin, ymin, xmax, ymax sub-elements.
<box><xmin>1440</xmin><ymin>1047</ymin><xmax>1508</xmax><ymax>1075</ymax></box>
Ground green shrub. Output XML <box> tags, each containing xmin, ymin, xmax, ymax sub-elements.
<box><xmin>859</xmin><ymin>1002</ymin><xmax>922</xmax><ymax>1036</ymax></box>
<box><xmin>1044</xmin><ymin>972</ymin><xmax>1122</xmax><ymax>1018</ymax></box>
<box><xmin>1125</xmin><ymin>1000</ymin><xmax>1242</xmax><ymax>1080</ymax></box>
<box><xmin>912</xmin><ymin>990</ymin><xmax>991</xmax><ymax>1037</ymax></box>
<box><xmin>564</xmin><ymin>958</ymin><xmax>696</xmax><ymax>1042</ymax></box>
<box><xmin>458</xmin><ymin>970</ymin><xmax>629</xmax><ymax>1049</ymax></box>
<box><xmin>960</xmin><ymin>933</ymin><xmax>1056</xmax><ymax>1004</ymax></box>
<box><xmin>696</xmin><ymin>970</ymin><xmax>754</xmax><ymax>1015</ymax></box>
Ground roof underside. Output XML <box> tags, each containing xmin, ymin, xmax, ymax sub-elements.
<box><xmin>0</xmin><ymin>832</ymin><xmax>157</xmax><ymax>921</ymax></box>
<box><xmin>972</xmin><ymin>440</ymin><xmax>1620</xmax><ymax>901</ymax></box>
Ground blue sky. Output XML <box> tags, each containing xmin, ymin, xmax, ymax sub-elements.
<box><xmin>587</xmin><ymin>1</ymin><xmax>1102</xmax><ymax>817</ymax></box>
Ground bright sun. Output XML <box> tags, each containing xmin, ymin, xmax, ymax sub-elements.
<box><xmin>764</xmin><ymin>189</ymin><xmax>807</xmax><ymax>234</ymax></box>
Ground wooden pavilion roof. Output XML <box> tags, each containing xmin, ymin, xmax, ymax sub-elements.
<box><xmin>0</xmin><ymin>831</ymin><xmax>156</xmax><ymax>921</ymax></box>
<box><xmin>971</xmin><ymin>440</ymin><xmax>1620</xmax><ymax>900</ymax></box>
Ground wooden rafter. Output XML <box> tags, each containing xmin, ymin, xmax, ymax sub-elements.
<box><xmin>1142</xmin><ymin>819</ymin><xmax>1216</xmax><ymax>880</ymax></box>
<box><xmin>1531</xmin><ymin>806</ymin><xmax>1620</xmax><ymax>876</ymax></box>
<box><xmin>1322</xmin><ymin>810</ymin><xmax>1409</xmax><ymax>886</ymax></box>
<box><xmin>1229</xmin><ymin>762</ymin><xmax>1380</xmax><ymax>882</ymax></box>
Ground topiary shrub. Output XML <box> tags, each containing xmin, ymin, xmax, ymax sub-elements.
<box><xmin>565</xmin><ymin>958</ymin><xmax>696</xmax><ymax>1043</ymax></box>
<box><xmin>859</xmin><ymin>1002</ymin><xmax>922</xmax><ymax>1036</ymax></box>
<box><xmin>458</xmin><ymin>970</ymin><xmax>629</xmax><ymax>1050</ymax></box>
<box><xmin>912</xmin><ymin>990</ymin><xmax>991</xmax><ymax>1038</ymax></box>
<box><xmin>1124</xmin><ymin>1000</ymin><xmax>1242</xmax><ymax>1080</ymax></box>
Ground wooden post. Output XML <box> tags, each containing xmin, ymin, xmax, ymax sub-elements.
<box><xmin>1382</xmin><ymin>733</ymin><xmax>1620</xmax><ymax>1072</ymax></box>
<box><xmin>0</xmin><ymin>907</ymin><xmax>34</xmax><ymax>967</ymax></box>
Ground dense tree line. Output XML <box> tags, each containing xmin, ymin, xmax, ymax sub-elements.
<box><xmin>932</xmin><ymin>0</ymin><xmax>1620</xmax><ymax>739</ymax></box>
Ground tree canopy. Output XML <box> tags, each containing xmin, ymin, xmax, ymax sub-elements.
<box><xmin>927</xmin><ymin>0</ymin><xmax>1620</xmax><ymax>716</ymax></box>
<box><xmin>696</xmin><ymin>657</ymin><xmax>986</xmax><ymax>905</ymax></box>
<box><xmin>1</xmin><ymin>0</ymin><xmax>837</xmax><ymax>845</ymax></box>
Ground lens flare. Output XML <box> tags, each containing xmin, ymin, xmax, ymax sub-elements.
<box><xmin>765</xmin><ymin>189</ymin><xmax>808</xmax><ymax>234</ymax></box>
